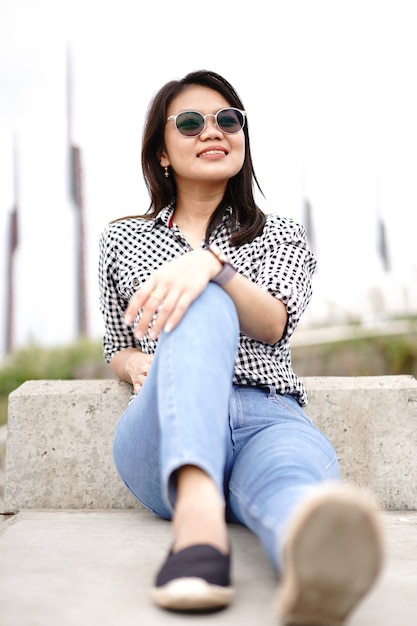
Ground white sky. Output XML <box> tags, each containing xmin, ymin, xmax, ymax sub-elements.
<box><xmin>1</xmin><ymin>0</ymin><xmax>417</xmax><ymax>356</ymax></box>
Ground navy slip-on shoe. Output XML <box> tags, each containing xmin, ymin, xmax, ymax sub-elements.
<box><xmin>151</xmin><ymin>544</ymin><xmax>234</xmax><ymax>612</ymax></box>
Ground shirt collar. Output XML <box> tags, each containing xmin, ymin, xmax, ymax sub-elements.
<box><xmin>148</xmin><ymin>203</ymin><xmax>175</xmax><ymax>231</ymax></box>
<box><xmin>151</xmin><ymin>202</ymin><xmax>234</xmax><ymax>232</ymax></box>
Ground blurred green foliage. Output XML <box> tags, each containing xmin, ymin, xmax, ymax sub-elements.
<box><xmin>0</xmin><ymin>333</ymin><xmax>416</xmax><ymax>427</ymax></box>
<box><xmin>291</xmin><ymin>333</ymin><xmax>417</xmax><ymax>378</ymax></box>
<box><xmin>0</xmin><ymin>339</ymin><xmax>106</xmax><ymax>426</ymax></box>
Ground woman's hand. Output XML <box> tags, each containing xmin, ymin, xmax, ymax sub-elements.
<box><xmin>111</xmin><ymin>348</ymin><xmax>153</xmax><ymax>394</ymax></box>
<box><xmin>125</xmin><ymin>249</ymin><xmax>221</xmax><ymax>340</ymax></box>
<box><xmin>126</xmin><ymin>352</ymin><xmax>154</xmax><ymax>394</ymax></box>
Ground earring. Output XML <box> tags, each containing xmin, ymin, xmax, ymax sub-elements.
<box><xmin>164</xmin><ymin>166</ymin><xmax>169</xmax><ymax>178</ymax></box>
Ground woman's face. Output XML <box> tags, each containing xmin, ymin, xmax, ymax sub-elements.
<box><xmin>160</xmin><ymin>85</ymin><xmax>245</xmax><ymax>189</ymax></box>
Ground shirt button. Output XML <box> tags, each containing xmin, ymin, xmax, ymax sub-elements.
<box><xmin>132</xmin><ymin>277</ymin><xmax>140</xmax><ymax>288</ymax></box>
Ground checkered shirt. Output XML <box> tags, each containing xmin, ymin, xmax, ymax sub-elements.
<box><xmin>99</xmin><ymin>203</ymin><xmax>316</xmax><ymax>405</ymax></box>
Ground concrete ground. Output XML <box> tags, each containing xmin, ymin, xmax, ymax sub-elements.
<box><xmin>0</xmin><ymin>508</ymin><xmax>416</xmax><ymax>626</ymax></box>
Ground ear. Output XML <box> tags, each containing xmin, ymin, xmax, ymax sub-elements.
<box><xmin>159</xmin><ymin>151</ymin><xmax>170</xmax><ymax>168</ymax></box>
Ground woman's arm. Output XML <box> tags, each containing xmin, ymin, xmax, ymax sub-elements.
<box><xmin>124</xmin><ymin>248</ymin><xmax>287</xmax><ymax>345</ymax></box>
<box><xmin>99</xmin><ymin>227</ymin><xmax>154</xmax><ymax>391</ymax></box>
<box><xmin>222</xmin><ymin>273</ymin><xmax>287</xmax><ymax>344</ymax></box>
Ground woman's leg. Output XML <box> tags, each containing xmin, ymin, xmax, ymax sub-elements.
<box><xmin>114</xmin><ymin>284</ymin><xmax>240</xmax><ymax>610</ymax></box>
<box><xmin>172</xmin><ymin>465</ymin><xmax>229</xmax><ymax>554</ymax></box>
<box><xmin>227</xmin><ymin>386</ymin><xmax>341</xmax><ymax>572</ymax></box>
<box><xmin>227</xmin><ymin>386</ymin><xmax>383</xmax><ymax>624</ymax></box>
<box><xmin>113</xmin><ymin>283</ymin><xmax>239</xmax><ymax>524</ymax></box>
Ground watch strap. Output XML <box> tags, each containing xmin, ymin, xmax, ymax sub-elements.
<box><xmin>211</xmin><ymin>262</ymin><xmax>237</xmax><ymax>285</ymax></box>
<box><xmin>204</xmin><ymin>244</ymin><xmax>237</xmax><ymax>286</ymax></box>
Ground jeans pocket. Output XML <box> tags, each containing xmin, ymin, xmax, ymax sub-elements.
<box><xmin>270</xmin><ymin>393</ymin><xmax>314</xmax><ymax>425</ymax></box>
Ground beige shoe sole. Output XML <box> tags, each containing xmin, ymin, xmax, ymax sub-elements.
<box><xmin>151</xmin><ymin>577</ymin><xmax>234</xmax><ymax>611</ymax></box>
<box><xmin>277</xmin><ymin>484</ymin><xmax>384</xmax><ymax>626</ymax></box>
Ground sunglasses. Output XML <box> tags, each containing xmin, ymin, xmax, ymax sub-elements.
<box><xmin>166</xmin><ymin>107</ymin><xmax>246</xmax><ymax>137</ymax></box>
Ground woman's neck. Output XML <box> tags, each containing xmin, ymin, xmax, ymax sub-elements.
<box><xmin>172</xmin><ymin>195</ymin><xmax>219</xmax><ymax>249</ymax></box>
<box><xmin>172</xmin><ymin>209</ymin><xmax>208</xmax><ymax>249</ymax></box>
<box><xmin>172</xmin><ymin>182</ymin><xmax>227</xmax><ymax>247</ymax></box>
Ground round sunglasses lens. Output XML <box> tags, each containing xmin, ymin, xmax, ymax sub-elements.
<box><xmin>217</xmin><ymin>109</ymin><xmax>244</xmax><ymax>133</ymax></box>
<box><xmin>176</xmin><ymin>111</ymin><xmax>205</xmax><ymax>136</ymax></box>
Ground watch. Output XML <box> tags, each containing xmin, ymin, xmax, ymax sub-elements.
<box><xmin>204</xmin><ymin>243</ymin><xmax>237</xmax><ymax>286</ymax></box>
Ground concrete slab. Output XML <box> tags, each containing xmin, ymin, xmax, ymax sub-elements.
<box><xmin>0</xmin><ymin>509</ymin><xmax>416</xmax><ymax>626</ymax></box>
<box><xmin>5</xmin><ymin>377</ymin><xmax>417</xmax><ymax>512</ymax></box>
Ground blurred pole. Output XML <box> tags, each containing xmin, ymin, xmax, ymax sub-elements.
<box><xmin>303</xmin><ymin>197</ymin><xmax>316</xmax><ymax>254</ymax></box>
<box><xmin>375</xmin><ymin>165</ymin><xmax>390</xmax><ymax>273</ymax></box>
<box><xmin>67</xmin><ymin>44</ymin><xmax>88</xmax><ymax>337</ymax></box>
<box><xmin>377</xmin><ymin>217</ymin><xmax>390</xmax><ymax>272</ymax></box>
<box><xmin>5</xmin><ymin>135</ymin><xmax>19</xmax><ymax>354</ymax></box>
<box><xmin>300</xmin><ymin>155</ymin><xmax>316</xmax><ymax>256</ymax></box>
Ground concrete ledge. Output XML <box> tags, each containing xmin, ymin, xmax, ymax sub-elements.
<box><xmin>4</xmin><ymin>376</ymin><xmax>417</xmax><ymax>512</ymax></box>
<box><xmin>4</xmin><ymin>380</ymin><xmax>137</xmax><ymax>512</ymax></box>
<box><xmin>305</xmin><ymin>375</ymin><xmax>417</xmax><ymax>510</ymax></box>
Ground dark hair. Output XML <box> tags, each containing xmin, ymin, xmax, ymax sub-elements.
<box><xmin>142</xmin><ymin>69</ymin><xmax>266</xmax><ymax>246</ymax></box>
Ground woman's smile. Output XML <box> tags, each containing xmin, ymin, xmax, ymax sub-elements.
<box><xmin>197</xmin><ymin>146</ymin><xmax>229</xmax><ymax>158</ymax></box>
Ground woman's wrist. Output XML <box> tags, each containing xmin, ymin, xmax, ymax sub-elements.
<box><xmin>203</xmin><ymin>244</ymin><xmax>238</xmax><ymax>286</ymax></box>
<box><xmin>198</xmin><ymin>246</ymin><xmax>222</xmax><ymax>279</ymax></box>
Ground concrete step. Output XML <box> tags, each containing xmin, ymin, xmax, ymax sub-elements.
<box><xmin>3</xmin><ymin>376</ymin><xmax>417</xmax><ymax>512</ymax></box>
<box><xmin>0</xmin><ymin>509</ymin><xmax>416</xmax><ymax>626</ymax></box>
<box><xmin>2</xmin><ymin>377</ymin><xmax>417</xmax><ymax>624</ymax></box>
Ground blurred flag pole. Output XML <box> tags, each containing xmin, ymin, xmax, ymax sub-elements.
<box><xmin>375</xmin><ymin>164</ymin><xmax>390</xmax><ymax>272</ymax></box>
<box><xmin>67</xmin><ymin>44</ymin><xmax>88</xmax><ymax>337</ymax></box>
<box><xmin>302</xmin><ymin>197</ymin><xmax>316</xmax><ymax>255</ymax></box>
<box><xmin>377</xmin><ymin>217</ymin><xmax>390</xmax><ymax>272</ymax></box>
<box><xmin>5</xmin><ymin>134</ymin><xmax>19</xmax><ymax>354</ymax></box>
<box><xmin>300</xmin><ymin>154</ymin><xmax>316</xmax><ymax>255</ymax></box>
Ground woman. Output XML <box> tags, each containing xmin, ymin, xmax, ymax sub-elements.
<box><xmin>99</xmin><ymin>70</ymin><xmax>382</xmax><ymax>624</ymax></box>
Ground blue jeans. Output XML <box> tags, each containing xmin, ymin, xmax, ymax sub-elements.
<box><xmin>113</xmin><ymin>283</ymin><xmax>340</xmax><ymax>572</ymax></box>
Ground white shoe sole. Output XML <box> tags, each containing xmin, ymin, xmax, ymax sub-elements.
<box><xmin>277</xmin><ymin>484</ymin><xmax>384</xmax><ymax>626</ymax></box>
<box><xmin>151</xmin><ymin>577</ymin><xmax>235</xmax><ymax>611</ymax></box>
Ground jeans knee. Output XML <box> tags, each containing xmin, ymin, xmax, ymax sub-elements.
<box><xmin>196</xmin><ymin>283</ymin><xmax>239</xmax><ymax>332</ymax></box>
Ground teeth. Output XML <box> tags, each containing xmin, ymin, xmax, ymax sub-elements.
<box><xmin>201</xmin><ymin>150</ymin><xmax>225</xmax><ymax>156</ymax></box>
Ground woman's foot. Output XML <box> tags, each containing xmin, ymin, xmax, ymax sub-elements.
<box><xmin>151</xmin><ymin>544</ymin><xmax>234</xmax><ymax>611</ymax></box>
<box><xmin>152</xmin><ymin>465</ymin><xmax>233</xmax><ymax>612</ymax></box>
<box><xmin>277</xmin><ymin>484</ymin><xmax>383</xmax><ymax>626</ymax></box>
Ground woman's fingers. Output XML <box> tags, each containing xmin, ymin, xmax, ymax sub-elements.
<box><xmin>125</xmin><ymin>286</ymin><xmax>162</xmax><ymax>325</ymax></box>
<box><xmin>149</xmin><ymin>291</ymin><xmax>192</xmax><ymax>338</ymax></box>
<box><xmin>141</xmin><ymin>288</ymin><xmax>191</xmax><ymax>340</ymax></box>
<box><xmin>161</xmin><ymin>293</ymin><xmax>192</xmax><ymax>334</ymax></box>
<box><xmin>129</xmin><ymin>355</ymin><xmax>153</xmax><ymax>393</ymax></box>
<box><xmin>126</xmin><ymin>283</ymin><xmax>198</xmax><ymax>341</ymax></box>
<box><xmin>124</xmin><ymin>250</ymin><xmax>213</xmax><ymax>340</ymax></box>
<box><xmin>124</xmin><ymin>286</ymin><xmax>165</xmax><ymax>338</ymax></box>
<box><xmin>132</xmin><ymin>373</ymin><xmax>147</xmax><ymax>394</ymax></box>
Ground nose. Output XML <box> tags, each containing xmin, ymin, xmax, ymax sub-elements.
<box><xmin>200</xmin><ymin>114</ymin><xmax>222</xmax><ymax>138</ymax></box>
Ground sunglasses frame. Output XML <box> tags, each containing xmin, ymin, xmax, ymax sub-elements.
<box><xmin>166</xmin><ymin>107</ymin><xmax>247</xmax><ymax>137</ymax></box>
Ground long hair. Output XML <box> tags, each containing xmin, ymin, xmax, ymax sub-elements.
<box><xmin>142</xmin><ymin>70</ymin><xmax>266</xmax><ymax>246</ymax></box>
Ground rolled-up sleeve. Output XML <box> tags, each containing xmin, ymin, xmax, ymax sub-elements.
<box><xmin>256</xmin><ymin>217</ymin><xmax>317</xmax><ymax>342</ymax></box>
<box><xmin>98</xmin><ymin>226</ymin><xmax>138</xmax><ymax>363</ymax></box>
